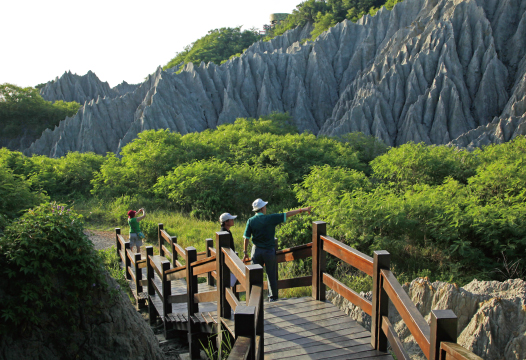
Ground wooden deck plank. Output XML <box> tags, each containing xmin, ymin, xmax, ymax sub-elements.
<box><xmin>265</xmin><ymin>323</ymin><xmax>367</xmax><ymax>345</ymax></box>
<box><xmin>265</xmin><ymin>333</ymin><xmax>371</xmax><ymax>353</ymax></box>
<box><xmin>263</xmin><ymin>342</ymin><xmax>390</xmax><ymax>360</ymax></box>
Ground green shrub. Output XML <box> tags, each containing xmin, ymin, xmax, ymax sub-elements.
<box><xmin>155</xmin><ymin>158</ymin><xmax>293</xmax><ymax>220</ymax></box>
<box><xmin>0</xmin><ymin>203</ymin><xmax>106</xmax><ymax>334</ymax></box>
<box><xmin>0</xmin><ymin>166</ymin><xmax>49</xmax><ymax>219</ymax></box>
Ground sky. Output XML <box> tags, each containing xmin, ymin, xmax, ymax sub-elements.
<box><xmin>1</xmin><ymin>0</ymin><xmax>301</xmax><ymax>88</ymax></box>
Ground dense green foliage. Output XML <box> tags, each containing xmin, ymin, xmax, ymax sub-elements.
<box><xmin>91</xmin><ymin>113</ymin><xmax>372</xmax><ymax>219</ymax></box>
<box><xmin>163</xmin><ymin>27</ymin><xmax>261</xmax><ymax>70</ymax></box>
<box><xmin>267</xmin><ymin>0</ymin><xmax>404</xmax><ymax>40</ymax></box>
<box><xmin>0</xmin><ymin>83</ymin><xmax>81</xmax><ymax>139</ymax></box>
<box><xmin>155</xmin><ymin>159</ymin><xmax>291</xmax><ymax>219</ymax></box>
<box><xmin>0</xmin><ymin>149</ymin><xmax>105</xmax><ymax>200</ymax></box>
<box><xmin>0</xmin><ymin>203</ymin><xmax>106</xmax><ymax>333</ymax></box>
<box><xmin>287</xmin><ymin>138</ymin><xmax>526</xmax><ymax>283</ymax></box>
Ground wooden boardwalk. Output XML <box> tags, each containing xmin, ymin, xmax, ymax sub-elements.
<box><xmin>263</xmin><ymin>297</ymin><xmax>392</xmax><ymax>360</ymax></box>
<box><xmin>116</xmin><ymin>223</ymin><xmax>483</xmax><ymax>360</ymax></box>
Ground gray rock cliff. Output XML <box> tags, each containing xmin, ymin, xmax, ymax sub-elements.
<box><xmin>27</xmin><ymin>0</ymin><xmax>526</xmax><ymax>157</ymax></box>
<box><xmin>327</xmin><ymin>278</ymin><xmax>526</xmax><ymax>360</ymax></box>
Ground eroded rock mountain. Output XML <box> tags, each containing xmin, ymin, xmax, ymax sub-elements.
<box><xmin>27</xmin><ymin>0</ymin><xmax>526</xmax><ymax>157</ymax></box>
<box><xmin>39</xmin><ymin>70</ymin><xmax>139</xmax><ymax>104</ymax></box>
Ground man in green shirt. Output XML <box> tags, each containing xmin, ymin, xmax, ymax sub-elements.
<box><xmin>243</xmin><ymin>199</ymin><xmax>311</xmax><ymax>302</ymax></box>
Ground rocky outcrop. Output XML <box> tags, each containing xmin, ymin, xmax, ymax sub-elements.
<box><xmin>327</xmin><ymin>278</ymin><xmax>526</xmax><ymax>360</ymax></box>
<box><xmin>0</xmin><ymin>275</ymin><xmax>164</xmax><ymax>360</ymax></box>
<box><xmin>27</xmin><ymin>0</ymin><xmax>526</xmax><ymax>157</ymax></box>
<box><xmin>39</xmin><ymin>70</ymin><xmax>139</xmax><ymax>104</ymax></box>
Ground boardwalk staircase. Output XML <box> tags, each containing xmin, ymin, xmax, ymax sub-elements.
<box><xmin>116</xmin><ymin>221</ymin><xmax>484</xmax><ymax>360</ymax></box>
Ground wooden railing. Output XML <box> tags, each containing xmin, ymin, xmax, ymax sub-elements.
<box><xmin>118</xmin><ymin>220</ymin><xmax>483</xmax><ymax>360</ymax></box>
<box><xmin>215</xmin><ymin>231</ymin><xmax>265</xmax><ymax>360</ymax></box>
<box><xmin>115</xmin><ymin>228</ymin><xmax>147</xmax><ymax>308</ymax></box>
<box><xmin>311</xmin><ymin>221</ymin><xmax>483</xmax><ymax>360</ymax></box>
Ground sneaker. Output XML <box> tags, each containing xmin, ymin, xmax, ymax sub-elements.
<box><xmin>269</xmin><ymin>297</ymin><xmax>278</xmax><ymax>302</ymax></box>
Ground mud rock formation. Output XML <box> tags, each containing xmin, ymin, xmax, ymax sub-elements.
<box><xmin>327</xmin><ymin>278</ymin><xmax>526</xmax><ymax>360</ymax></box>
<box><xmin>27</xmin><ymin>0</ymin><xmax>526</xmax><ymax>157</ymax></box>
<box><xmin>0</xmin><ymin>275</ymin><xmax>164</xmax><ymax>360</ymax></box>
<box><xmin>39</xmin><ymin>70</ymin><xmax>139</xmax><ymax>104</ymax></box>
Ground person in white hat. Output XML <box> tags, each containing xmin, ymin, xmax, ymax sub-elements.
<box><xmin>219</xmin><ymin>212</ymin><xmax>239</xmax><ymax>287</ymax></box>
<box><xmin>242</xmin><ymin>199</ymin><xmax>311</xmax><ymax>302</ymax></box>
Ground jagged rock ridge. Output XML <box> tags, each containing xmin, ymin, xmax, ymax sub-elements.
<box><xmin>39</xmin><ymin>70</ymin><xmax>139</xmax><ymax>105</ymax></box>
<box><xmin>27</xmin><ymin>0</ymin><xmax>526</xmax><ymax>157</ymax></box>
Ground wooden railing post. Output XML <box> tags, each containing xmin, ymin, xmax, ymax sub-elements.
<box><xmin>158</xmin><ymin>223</ymin><xmax>165</xmax><ymax>257</ymax></box>
<box><xmin>312</xmin><ymin>221</ymin><xmax>327</xmax><ymax>301</ymax></box>
<box><xmin>235</xmin><ymin>305</ymin><xmax>256</xmax><ymax>360</ymax></box>
<box><xmin>246</xmin><ymin>264</ymin><xmax>264</xmax><ymax>358</ymax></box>
<box><xmin>371</xmin><ymin>250</ymin><xmax>390</xmax><ymax>351</ymax></box>
<box><xmin>146</xmin><ymin>246</ymin><xmax>156</xmax><ymax>325</ymax></box>
<box><xmin>134</xmin><ymin>253</ymin><xmax>143</xmax><ymax>293</ymax></box>
<box><xmin>216</xmin><ymin>231</ymin><xmax>232</xmax><ymax>358</ymax></box>
<box><xmin>171</xmin><ymin>236</ymin><xmax>178</xmax><ymax>267</ymax></box>
<box><xmin>115</xmin><ymin>228</ymin><xmax>121</xmax><ymax>259</ymax></box>
<box><xmin>206</xmin><ymin>238</ymin><xmax>214</xmax><ymax>286</ymax></box>
<box><xmin>186</xmin><ymin>247</ymin><xmax>199</xmax><ymax>358</ymax></box>
<box><xmin>161</xmin><ymin>260</ymin><xmax>171</xmax><ymax>317</ymax></box>
<box><xmin>124</xmin><ymin>241</ymin><xmax>131</xmax><ymax>280</ymax></box>
<box><xmin>430</xmin><ymin>310</ymin><xmax>457</xmax><ymax>360</ymax></box>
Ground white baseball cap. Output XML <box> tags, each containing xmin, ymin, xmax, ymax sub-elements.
<box><xmin>219</xmin><ymin>213</ymin><xmax>237</xmax><ymax>223</ymax></box>
<box><xmin>252</xmin><ymin>198</ymin><xmax>268</xmax><ymax>212</ymax></box>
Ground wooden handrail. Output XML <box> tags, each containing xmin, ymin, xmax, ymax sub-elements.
<box><xmin>229</xmin><ymin>336</ymin><xmax>251</xmax><ymax>359</ymax></box>
<box><xmin>226</xmin><ymin>287</ymin><xmax>240</xmax><ymax>312</ymax></box>
<box><xmin>322</xmin><ymin>273</ymin><xmax>372</xmax><ymax>315</ymax></box>
<box><xmin>275</xmin><ymin>243</ymin><xmax>312</xmax><ymax>263</ymax></box>
<box><xmin>174</xmin><ymin>243</ymin><xmax>186</xmax><ymax>257</ymax></box>
<box><xmin>117</xmin><ymin>233</ymin><xmax>127</xmax><ymax>247</ymax></box>
<box><xmin>194</xmin><ymin>290</ymin><xmax>217</xmax><ymax>303</ymax></box>
<box><xmin>440</xmin><ymin>342</ymin><xmax>483</xmax><ymax>360</ymax></box>
<box><xmin>166</xmin><ymin>265</ymin><xmax>186</xmax><ymax>281</ymax></box>
<box><xmin>381</xmin><ymin>268</ymin><xmax>431</xmax><ymax>358</ymax></box>
<box><xmin>382</xmin><ymin>316</ymin><xmax>411</xmax><ymax>360</ymax></box>
<box><xmin>223</xmin><ymin>248</ymin><xmax>246</xmax><ymax>285</ymax></box>
<box><xmin>191</xmin><ymin>255</ymin><xmax>216</xmax><ymax>276</ymax></box>
<box><xmin>321</xmin><ymin>235</ymin><xmax>374</xmax><ymax>276</ymax></box>
<box><xmin>160</xmin><ymin>229</ymin><xmax>173</xmax><ymax>244</ymax></box>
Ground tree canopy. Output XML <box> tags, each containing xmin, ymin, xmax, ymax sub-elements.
<box><xmin>163</xmin><ymin>27</ymin><xmax>261</xmax><ymax>70</ymax></box>
<box><xmin>0</xmin><ymin>83</ymin><xmax>80</xmax><ymax>140</ymax></box>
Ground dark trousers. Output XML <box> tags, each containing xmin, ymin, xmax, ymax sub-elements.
<box><xmin>251</xmin><ymin>246</ymin><xmax>278</xmax><ymax>300</ymax></box>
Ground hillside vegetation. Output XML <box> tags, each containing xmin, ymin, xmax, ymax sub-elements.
<box><xmin>0</xmin><ymin>83</ymin><xmax>81</xmax><ymax>148</ymax></box>
<box><xmin>1</xmin><ymin>113</ymin><xmax>525</xmax><ymax>286</ymax></box>
<box><xmin>163</xmin><ymin>0</ymin><xmax>403</xmax><ymax>70</ymax></box>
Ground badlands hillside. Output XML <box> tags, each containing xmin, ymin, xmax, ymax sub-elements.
<box><xmin>28</xmin><ymin>0</ymin><xmax>526</xmax><ymax>157</ymax></box>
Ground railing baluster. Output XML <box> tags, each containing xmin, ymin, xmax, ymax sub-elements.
<box><xmin>171</xmin><ymin>236</ymin><xmax>177</xmax><ymax>267</ymax></box>
<box><xmin>430</xmin><ymin>310</ymin><xmax>457</xmax><ymax>360</ymax></box>
<box><xmin>134</xmin><ymin>252</ymin><xmax>142</xmax><ymax>293</ymax></box>
<box><xmin>206</xmin><ymin>238</ymin><xmax>214</xmax><ymax>286</ymax></box>
<box><xmin>246</xmin><ymin>264</ymin><xmax>264</xmax><ymax>358</ymax></box>
<box><xmin>312</xmin><ymin>221</ymin><xmax>327</xmax><ymax>301</ymax></box>
<box><xmin>186</xmin><ymin>247</ymin><xmax>199</xmax><ymax>358</ymax></box>
<box><xmin>146</xmin><ymin>246</ymin><xmax>156</xmax><ymax>325</ymax></box>
<box><xmin>216</xmin><ymin>231</ymin><xmax>232</xmax><ymax>359</ymax></box>
<box><xmin>115</xmin><ymin>228</ymin><xmax>121</xmax><ymax>259</ymax></box>
<box><xmin>124</xmin><ymin>241</ymin><xmax>131</xmax><ymax>280</ymax></box>
<box><xmin>371</xmin><ymin>250</ymin><xmax>390</xmax><ymax>351</ymax></box>
<box><xmin>234</xmin><ymin>305</ymin><xmax>256</xmax><ymax>360</ymax></box>
<box><xmin>161</xmin><ymin>260</ymin><xmax>171</xmax><ymax>318</ymax></box>
<box><xmin>158</xmin><ymin>223</ymin><xmax>165</xmax><ymax>257</ymax></box>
